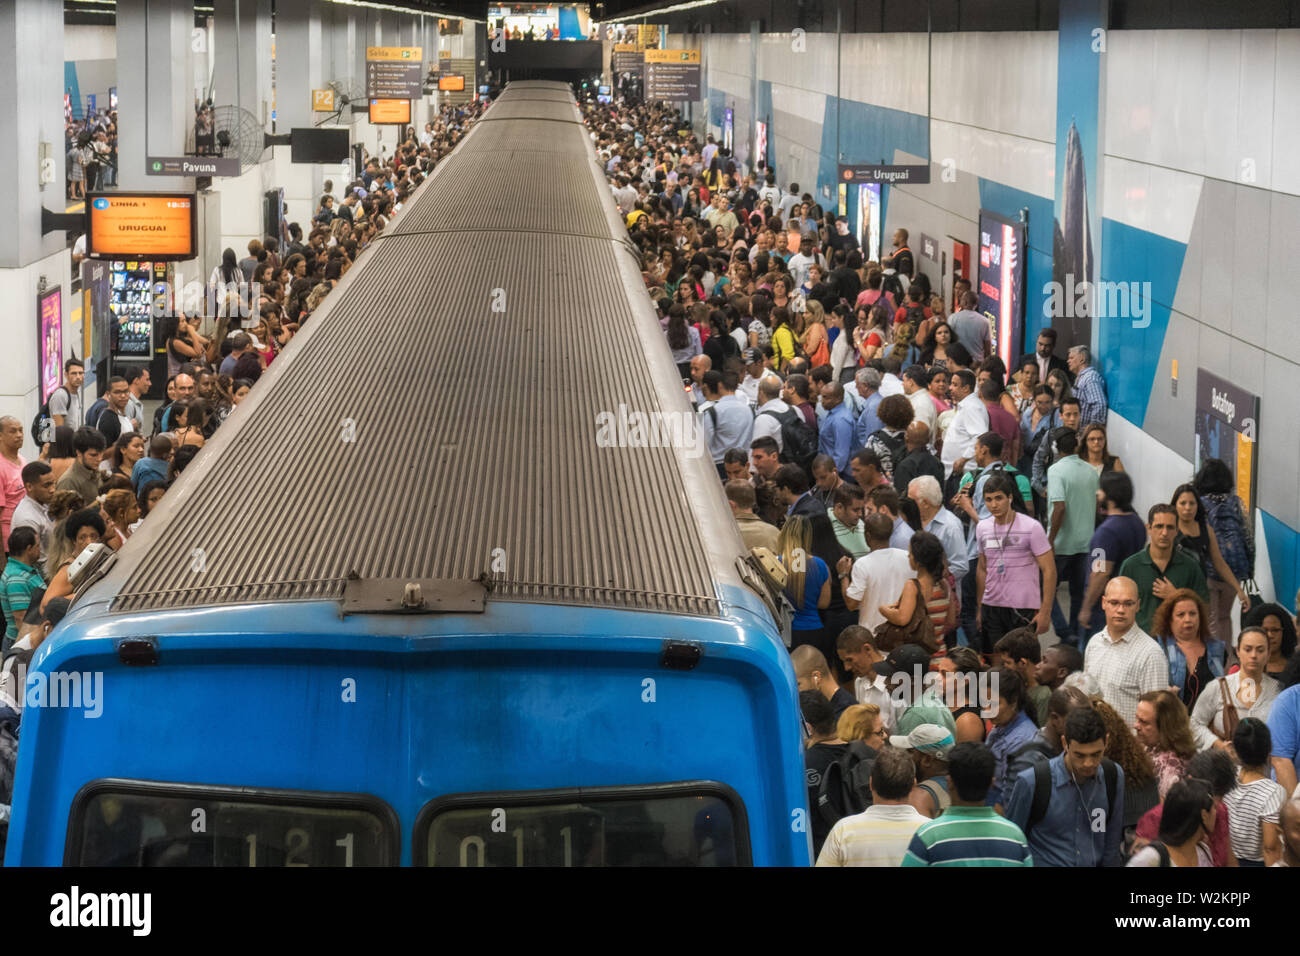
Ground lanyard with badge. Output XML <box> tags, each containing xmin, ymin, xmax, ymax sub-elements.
<box><xmin>991</xmin><ymin>514</ymin><xmax>1017</xmax><ymax>574</ymax></box>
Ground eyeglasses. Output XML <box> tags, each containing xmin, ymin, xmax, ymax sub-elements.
<box><xmin>1104</xmin><ymin>599</ymin><xmax>1138</xmax><ymax>608</ymax></box>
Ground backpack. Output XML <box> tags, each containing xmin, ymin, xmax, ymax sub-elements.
<box><xmin>816</xmin><ymin>741</ymin><xmax>877</xmax><ymax>829</ymax></box>
<box><xmin>85</xmin><ymin>397</ymin><xmax>109</xmax><ymax>435</ymax></box>
<box><xmin>1201</xmin><ymin>495</ymin><xmax>1253</xmax><ymax>581</ymax></box>
<box><xmin>867</xmin><ymin>427</ymin><xmax>907</xmax><ymax>480</ymax></box>
<box><xmin>762</xmin><ymin>407</ymin><xmax>817</xmax><ymax>476</ymax></box>
<box><xmin>1144</xmin><ymin>841</ymin><xmax>1172</xmax><ymax>867</ymax></box>
<box><xmin>30</xmin><ymin>387</ymin><xmax>68</xmax><ymax>445</ymax></box>
<box><xmin>917</xmin><ymin>778</ymin><xmax>952</xmax><ymax>816</ymax></box>
<box><xmin>1026</xmin><ymin>757</ymin><xmax>1118</xmax><ymax>835</ymax></box>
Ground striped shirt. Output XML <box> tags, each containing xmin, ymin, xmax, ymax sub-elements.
<box><xmin>816</xmin><ymin>803</ymin><xmax>929</xmax><ymax>867</ymax></box>
<box><xmin>1223</xmin><ymin>777</ymin><xmax>1287</xmax><ymax>863</ymax></box>
<box><xmin>902</xmin><ymin>805</ymin><xmax>1033</xmax><ymax>866</ymax></box>
<box><xmin>1</xmin><ymin>558</ymin><xmax>44</xmax><ymax>641</ymax></box>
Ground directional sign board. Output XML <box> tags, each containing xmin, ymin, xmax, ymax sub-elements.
<box><xmin>147</xmin><ymin>155</ymin><xmax>240</xmax><ymax>177</ymax></box>
<box><xmin>612</xmin><ymin>43</ymin><xmax>643</xmax><ymax>74</ymax></box>
<box><xmin>643</xmin><ymin>48</ymin><xmax>701</xmax><ymax>102</ymax></box>
<box><xmin>838</xmin><ymin>163</ymin><xmax>932</xmax><ymax>185</ymax></box>
<box><xmin>366</xmin><ymin>46</ymin><xmax>423</xmax><ymax>99</ymax></box>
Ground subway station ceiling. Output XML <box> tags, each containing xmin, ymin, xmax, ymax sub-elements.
<box><xmin>62</xmin><ymin>0</ymin><xmax>1300</xmax><ymax>31</ymax></box>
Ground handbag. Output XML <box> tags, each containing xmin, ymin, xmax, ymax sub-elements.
<box><xmin>873</xmin><ymin>579</ymin><xmax>939</xmax><ymax>653</ymax></box>
<box><xmin>1215</xmin><ymin>676</ymin><xmax>1241</xmax><ymax>742</ymax></box>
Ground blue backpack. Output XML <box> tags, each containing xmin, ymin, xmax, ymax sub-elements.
<box><xmin>1202</xmin><ymin>494</ymin><xmax>1253</xmax><ymax>582</ymax></box>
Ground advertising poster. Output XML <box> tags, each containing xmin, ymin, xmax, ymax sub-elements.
<box><xmin>81</xmin><ymin>259</ymin><xmax>112</xmax><ymax>390</ymax></box>
<box><xmin>978</xmin><ymin>209</ymin><xmax>1026</xmax><ymax>374</ymax></box>
<box><xmin>1195</xmin><ymin>369</ymin><xmax>1259</xmax><ymax>520</ymax></box>
<box><xmin>1051</xmin><ymin>0</ymin><xmax>1103</xmax><ymax>351</ymax></box>
<box><xmin>857</xmin><ymin>183</ymin><xmax>881</xmax><ymax>263</ymax></box>
<box><xmin>722</xmin><ymin>107</ymin><xmax>733</xmax><ymax>152</ymax></box>
<box><xmin>754</xmin><ymin>121</ymin><xmax>767</xmax><ymax>170</ymax></box>
<box><xmin>38</xmin><ymin>287</ymin><xmax>63</xmax><ymax>404</ymax></box>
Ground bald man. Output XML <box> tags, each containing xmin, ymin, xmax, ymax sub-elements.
<box><xmin>818</xmin><ymin>381</ymin><xmax>856</xmax><ymax>479</ymax></box>
<box><xmin>891</xmin><ymin>420</ymin><xmax>943</xmax><ymax>496</ymax></box>
<box><xmin>1081</xmin><ymin>576</ymin><xmax>1168</xmax><ymax>726</ymax></box>
<box><xmin>688</xmin><ymin>354</ymin><xmax>712</xmax><ymax>406</ymax></box>
<box><xmin>0</xmin><ymin>416</ymin><xmax>27</xmax><ymax>558</ymax></box>
<box><xmin>792</xmin><ymin>644</ymin><xmax>857</xmax><ymax>719</ymax></box>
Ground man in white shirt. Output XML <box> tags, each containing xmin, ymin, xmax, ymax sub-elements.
<box><xmin>840</xmin><ymin>514</ymin><xmax>915</xmax><ymax>632</ymax></box>
<box><xmin>758</xmin><ymin>173</ymin><xmax>781</xmax><ymax>207</ymax></box>
<box><xmin>940</xmin><ymin>369</ymin><xmax>989</xmax><ymax>478</ymax></box>
<box><xmin>750</xmin><ymin>377</ymin><xmax>789</xmax><ymax>452</ymax></box>
<box><xmin>902</xmin><ymin>365</ymin><xmax>937</xmax><ymax>433</ymax></box>
<box><xmin>778</xmin><ymin>184</ymin><xmax>801</xmax><ymax>220</ymax></box>
<box><xmin>701</xmin><ymin>134</ymin><xmax>718</xmax><ymax>171</ymax></box>
<box><xmin>736</xmin><ymin>349</ymin><xmax>774</xmax><ymax>407</ymax></box>
<box><xmin>786</xmin><ymin>234</ymin><xmax>824</xmax><ymax>290</ymax></box>
<box><xmin>1082</xmin><ymin>576</ymin><xmax>1168</xmax><ymax>727</ymax></box>
<box><xmin>11</xmin><ymin>461</ymin><xmax>56</xmax><ymax>552</ymax></box>
<box><xmin>836</xmin><ymin>625</ymin><xmax>903</xmax><ymax>733</ymax></box>
<box><xmin>611</xmin><ymin>176</ymin><xmax>637</xmax><ymax>214</ymax></box>
<box><xmin>878</xmin><ymin>358</ymin><xmax>906</xmax><ymax>398</ymax></box>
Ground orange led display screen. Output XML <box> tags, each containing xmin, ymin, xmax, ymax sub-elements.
<box><xmin>85</xmin><ymin>193</ymin><xmax>196</xmax><ymax>261</ymax></box>
<box><xmin>438</xmin><ymin>75</ymin><xmax>465</xmax><ymax>92</ymax></box>
<box><xmin>368</xmin><ymin>98</ymin><xmax>411</xmax><ymax>124</ymax></box>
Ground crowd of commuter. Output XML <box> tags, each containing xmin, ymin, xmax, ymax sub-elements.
<box><xmin>66</xmin><ymin>107</ymin><xmax>117</xmax><ymax>199</ymax></box>
<box><xmin>585</xmin><ymin>92</ymin><xmax>1300</xmax><ymax>868</ymax></box>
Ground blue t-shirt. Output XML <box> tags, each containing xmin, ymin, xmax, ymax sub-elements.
<box><xmin>1086</xmin><ymin>513</ymin><xmax>1147</xmax><ymax>591</ymax></box>
<box><xmin>1267</xmin><ymin>684</ymin><xmax>1300</xmax><ymax>765</ymax></box>
<box><xmin>783</xmin><ymin>555</ymin><xmax>829</xmax><ymax>631</ymax></box>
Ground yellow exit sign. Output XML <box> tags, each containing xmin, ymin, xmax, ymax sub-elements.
<box><xmin>366</xmin><ymin>46</ymin><xmax>422</xmax><ymax>61</ymax></box>
<box><xmin>644</xmin><ymin>49</ymin><xmax>700</xmax><ymax>64</ymax></box>
<box><xmin>312</xmin><ymin>89</ymin><xmax>336</xmax><ymax>111</ymax></box>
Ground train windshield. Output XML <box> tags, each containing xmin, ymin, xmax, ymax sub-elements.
<box><xmin>67</xmin><ymin>782</ymin><xmax>399</xmax><ymax>866</ymax></box>
<box><xmin>416</xmin><ymin>785</ymin><xmax>748</xmax><ymax>866</ymax></box>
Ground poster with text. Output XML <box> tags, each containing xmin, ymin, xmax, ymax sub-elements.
<box><xmin>978</xmin><ymin>209</ymin><xmax>1026</xmax><ymax>374</ymax></box>
<box><xmin>1195</xmin><ymin>369</ymin><xmax>1259</xmax><ymax>520</ymax></box>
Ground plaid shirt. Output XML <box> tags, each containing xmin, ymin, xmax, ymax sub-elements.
<box><xmin>1082</xmin><ymin>623</ymin><xmax>1167</xmax><ymax>727</ymax></box>
<box><xmin>1073</xmin><ymin>366</ymin><xmax>1108</xmax><ymax>426</ymax></box>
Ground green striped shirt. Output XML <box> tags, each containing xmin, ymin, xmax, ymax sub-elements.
<box><xmin>901</xmin><ymin>805</ymin><xmax>1033</xmax><ymax>867</ymax></box>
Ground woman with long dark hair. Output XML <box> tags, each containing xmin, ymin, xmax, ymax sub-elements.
<box><xmin>1170</xmin><ymin>481</ymin><xmax>1250</xmax><ymax>639</ymax></box>
<box><xmin>664</xmin><ymin>303</ymin><xmax>700</xmax><ymax>377</ymax></box>
<box><xmin>1241</xmin><ymin>602</ymin><xmax>1297</xmax><ymax>678</ymax></box>
<box><xmin>1127</xmin><ymin>780</ymin><xmax>1217</xmax><ymax>867</ymax></box>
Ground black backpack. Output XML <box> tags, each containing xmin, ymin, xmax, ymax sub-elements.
<box><xmin>762</xmin><ymin>407</ymin><xmax>818</xmax><ymax>476</ymax></box>
<box><xmin>30</xmin><ymin>387</ymin><xmax>68</xmax><ymax>445</ymax></box>
<box><xmin>816</xmin><ymin>740</ymin><xmax>877</xmax><ymax>829</ymax></box>
<box><xmin>982</xmin><ymin>462</ymin><xmax>1033</xmax><ymax>517</ymax></box>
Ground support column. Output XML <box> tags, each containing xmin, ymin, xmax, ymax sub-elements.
<box><xmin>115</xmin><ymin>0</ymin><xmax>192</xmax><ymax>192</ymax></box>
<box><xmin>0</xmin><ymin>0</ymin><xmax>71</xmax><ymax>459</ymax></box>
<box><xmin>208</xmin><ymin>0</ymin><xmax>273</xmax><ymax>270</ymax></box>
<box><xmin>212</xmin><ymin>0</ymin><xmax>272</xmax><ymax>130</ymax></box>
<box><xmin>273</xmin><ymin>0</ymin><xmax>325</xmax><ymax>231</ymax></box>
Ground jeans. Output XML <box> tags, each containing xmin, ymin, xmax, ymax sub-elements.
<box><xmin>1051</xmin><ymin>552</ymin><xmax>1088</xmax><ymax>645</ymax></box>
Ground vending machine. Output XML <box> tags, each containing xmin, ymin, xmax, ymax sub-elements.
<box><xmin>109</xmin><ymin>260</ymin><xmax>171</xmax><ymax>395</ymax></box>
